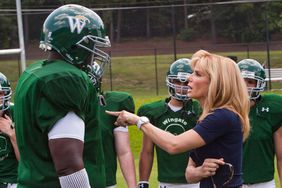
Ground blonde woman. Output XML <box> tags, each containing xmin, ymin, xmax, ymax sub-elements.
<box><xmin>107</xmin><ymin>50</ymin><xmax>250</xmax><ymax>188</ymax></box>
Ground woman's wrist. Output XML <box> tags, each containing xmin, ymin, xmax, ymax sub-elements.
<box><xmin>136</xmin><ymin>116</ymin><xmax>150</xmax><ymax>129</ymax></box>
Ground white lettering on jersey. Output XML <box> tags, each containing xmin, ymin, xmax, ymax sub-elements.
<box><xmin>162</xmin><ymin>118</ymin><xmax>187</xmax><ymax>126</ymax></box>
<box><xmin>161</xmin><ymin>118</ymin><xmax>188</xmax><ymax>136</ymax></box>
<box><xmin>67</xmin><ymin>16</ymin><xmax>90</xmax><ymax>34</ymax></box>
<box><xmin>164</xmin><ymin>123</ymin><xmax>186</xmax><ymax>135</ymax></box>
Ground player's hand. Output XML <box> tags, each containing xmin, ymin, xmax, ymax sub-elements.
<box><xmin>199</xmin><ymin>158</ymin><xmax>225</xmax><ymax>178</ymax></box>
<box><xmin>106</xmin><ymin>110</ymin><xmax>140</xmax><ymax>127</ymax></box>
<box><xmin>0</xmin><ymin>114</ymin><xmax>15</xmax><ymax>137</ymax></box>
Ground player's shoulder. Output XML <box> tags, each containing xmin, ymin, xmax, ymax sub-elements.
<box><xmin>28</xmin><ymin>60</ymin><xmax>87</xmax><ymax>79</ymax></box>
<box><xmin>258</xmin><ymin>93</ymin><xmax>282</xmax><ymax>113</ymax></box>
<box><xmin>190</xmin><ymin>99</ymin><xmax>201</xmax><ymax>110</ymax></box>
<box><xmin>139</xmin><ymin>99</ymin><xmax>166</xmax><ymax>110</ymax></box>
<box><xmin>138</xmin><ymin>99</ymin><xmax>166</xmax><ymax>116</ymax></box>
<box><xmin>186</xmin><ymin>99</ymin><xmax>202</xmax><ymax>116</ymax></box>
<box><xmin>104</xmin><ymin>91</ymin><xmax>133</xmax><ymax>103</ymax></box>
<box><xmin>262</xmin><ymin>93</ymin><xmax>282</xmax><ymax>100</ymax></box>
<box><xmin>260</xmin><ymin>93</ymin><xmax>282</xmax><ymax>108</ymax></box>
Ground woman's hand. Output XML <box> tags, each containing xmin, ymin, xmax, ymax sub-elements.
<box><xmin>106</xmin><ymin>110</ymin><xmax>140</xmax><ymax>127</ymax></box>
<box><xmin>199</xmin><ymin>158</ymin><xmax>225</xmax><ymax>177</ymax></box>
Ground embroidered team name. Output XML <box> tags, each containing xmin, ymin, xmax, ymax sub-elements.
<box><xmin>67</xmin><ymin>15</ymin><xmax>90</xmax><ymax>34</ymax></box>
<box><xmin>162</xmin><ymin>118</ymin><xmax>187</xmax><ymax>126</ymax></box>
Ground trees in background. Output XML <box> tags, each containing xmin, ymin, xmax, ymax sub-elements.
<box><xmin>0</xmin><ymin>0</ymin><xmax>281</xmax><ymax>49</ymax></box>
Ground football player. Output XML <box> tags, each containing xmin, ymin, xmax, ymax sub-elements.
<box><xmin>14</xmin><ymin>4</ymin><xmax>110</xmax><ymax>188</ymax></box>
<box><xmin>0</xmin><ymin>72</ymin><xmax>19</xmax><ymax>188</ymax></box>
<box><xmin>100</xmin><ymin>91</ymin><xmax>137</xmax><ymax>188</ymax></box>
<box><xmin>88</xmin><ymin>62</ymin><xmax>137</xmax><ymax>188</ymax></box>
<box><xmin>138</xmin><ymin>58</ymin><xmax>201</xmax><ymax>188</ymax></box>
<box><xmin>238</xmin><ymin>59</ymin><xmax>282</xmax><ymax>188</ymax></box>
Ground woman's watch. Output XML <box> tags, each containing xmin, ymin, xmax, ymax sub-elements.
<box><xmin>137</xmin><ymin>116</ymin><xmax>150</xmax><ymax>130</ymax></box>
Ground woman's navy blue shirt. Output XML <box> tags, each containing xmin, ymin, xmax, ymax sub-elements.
<box><xmin>190</xmin><ymin>108</ymin><xmax>243</xmax><ymax>188</ymax></box>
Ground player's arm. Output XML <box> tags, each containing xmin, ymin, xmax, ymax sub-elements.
<box><xmin>107</xmin><ymin>110</ymin><xmax>205</xmax><ymax>154</ymax></box>
<box><xmin>185</xmin><ymin>157</ymin><xmax>224</xmax><ymax>183</ymax></box>
<box><xmin>138</xmin><ymin>133</ymin><xmax>154</xmax><ymax>188</ymax></box>
<box><xmin>114</xmin><ymin>127</ymin><xmax>137</xmax><ymax>188</ymax></box>
<box><xmin>48</xmin><ymin>112</ymin><xmax>90</xmax><ymax>188</ymax></box>
<box><xmin>274</xmin><ymin>126</ymin><xmax>282</xmax><ymax>187</ymax></box>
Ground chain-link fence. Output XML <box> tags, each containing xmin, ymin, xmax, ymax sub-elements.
<box><xmin>1</xmin><ymin>0</ymin><xmax>282</xmax><ymax>95</ymax></box>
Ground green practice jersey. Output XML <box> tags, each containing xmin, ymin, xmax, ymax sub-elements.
<box><xmin>14</xmin><ymin>60</ymin><xmax>92</xmax><ymax>188</ymax></box>
<box><xmin>84</xmin><ymin>85</ymin><xmax>106</xmax><ymax>188</ymax></box>
<box><xmin>243</xmin><ymin>94</ymin><xmax>282</xmax><ymax>184</ymax></box>
<box><xmin>0</xmin><ymin>105</ymin><xmax>18</xmax><ymax>184</ymax></box>
<box><xmin>99</xmin><ymin>91</ymin><xmax>135</xmax><ymax>186</ymax></box>
<box><xmin>137</xmin><ymin>98</ymin><xmax>201</xmax><ymax>183</ymax></box>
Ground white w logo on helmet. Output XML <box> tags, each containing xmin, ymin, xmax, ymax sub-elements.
<box><xmin>68</xmin><ymin>16</ymin><xmax>89</xmax><ymax>34</ymax></box>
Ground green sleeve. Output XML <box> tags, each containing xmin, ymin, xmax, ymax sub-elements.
<box><xmin>121</xmin><ymin>94</ymin><xmax>135</xmax><ymax>113</ymax></box>
<box><xmin>36</xmin><ymin>75</ymin><xmax>89</xmax><ymax>132</ymax></box>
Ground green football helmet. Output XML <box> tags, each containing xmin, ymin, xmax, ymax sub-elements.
<box><xmin>238</xmin><ymin>59</ymin><xmax>266</xmax><ymax>99</ymax></box>
<box><xmin>85</xmin><ymin>61</ymin><xmax>102</xmax><ymax>93</ymax></box>
<box><xmin>166</xmin><ymin>58</ymin><xmax>192</xmax><ymax>101</ymax></box>
<box><xmin>0</xmin><ymin>72</ymin><xmax>12</xmax><ymax>111</ymax></box>
<box><xmin>39</xmin><ymin>4</ymin><xmax>111</xmax><ymax>77</ymax></box>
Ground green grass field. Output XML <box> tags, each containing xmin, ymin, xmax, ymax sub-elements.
<box><xmin>0</xmin><ymin>50</ymin><xmax>282</xmax><ymax>187</ymax></box>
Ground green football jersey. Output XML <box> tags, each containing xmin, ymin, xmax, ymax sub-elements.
<box><xmin>243</xmin><ymin>94</ymin><xmax>282</xmax><ymax>184</ymax></box>
<box><xmin>137</xmin><ymin>98</ymin><xmax>201</xmax><ymax>183</ymax></box>
<box><xmin>14</xmin><ymin>60</ymin><xmax>92</xmax><ymax>188</ymax></box>
<box><xmin>0</xmin><ymin>105</ymin><xmax>18</xmax><ymax>184</ymax></box>
<box><xmin>84</xmin><ymin>85</ymin><xmax>106</xmax><ymax>188</ymax></box>
<box><xmin>99</xmin><ymin>91</ymin><xmax>135</xmax><ymax>186</ymax></box>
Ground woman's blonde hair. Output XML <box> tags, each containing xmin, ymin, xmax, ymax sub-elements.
<box><xmin>191</xmin><ymin>50</ymin><xmax>250</xmax><ymax>140</ymax></box>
